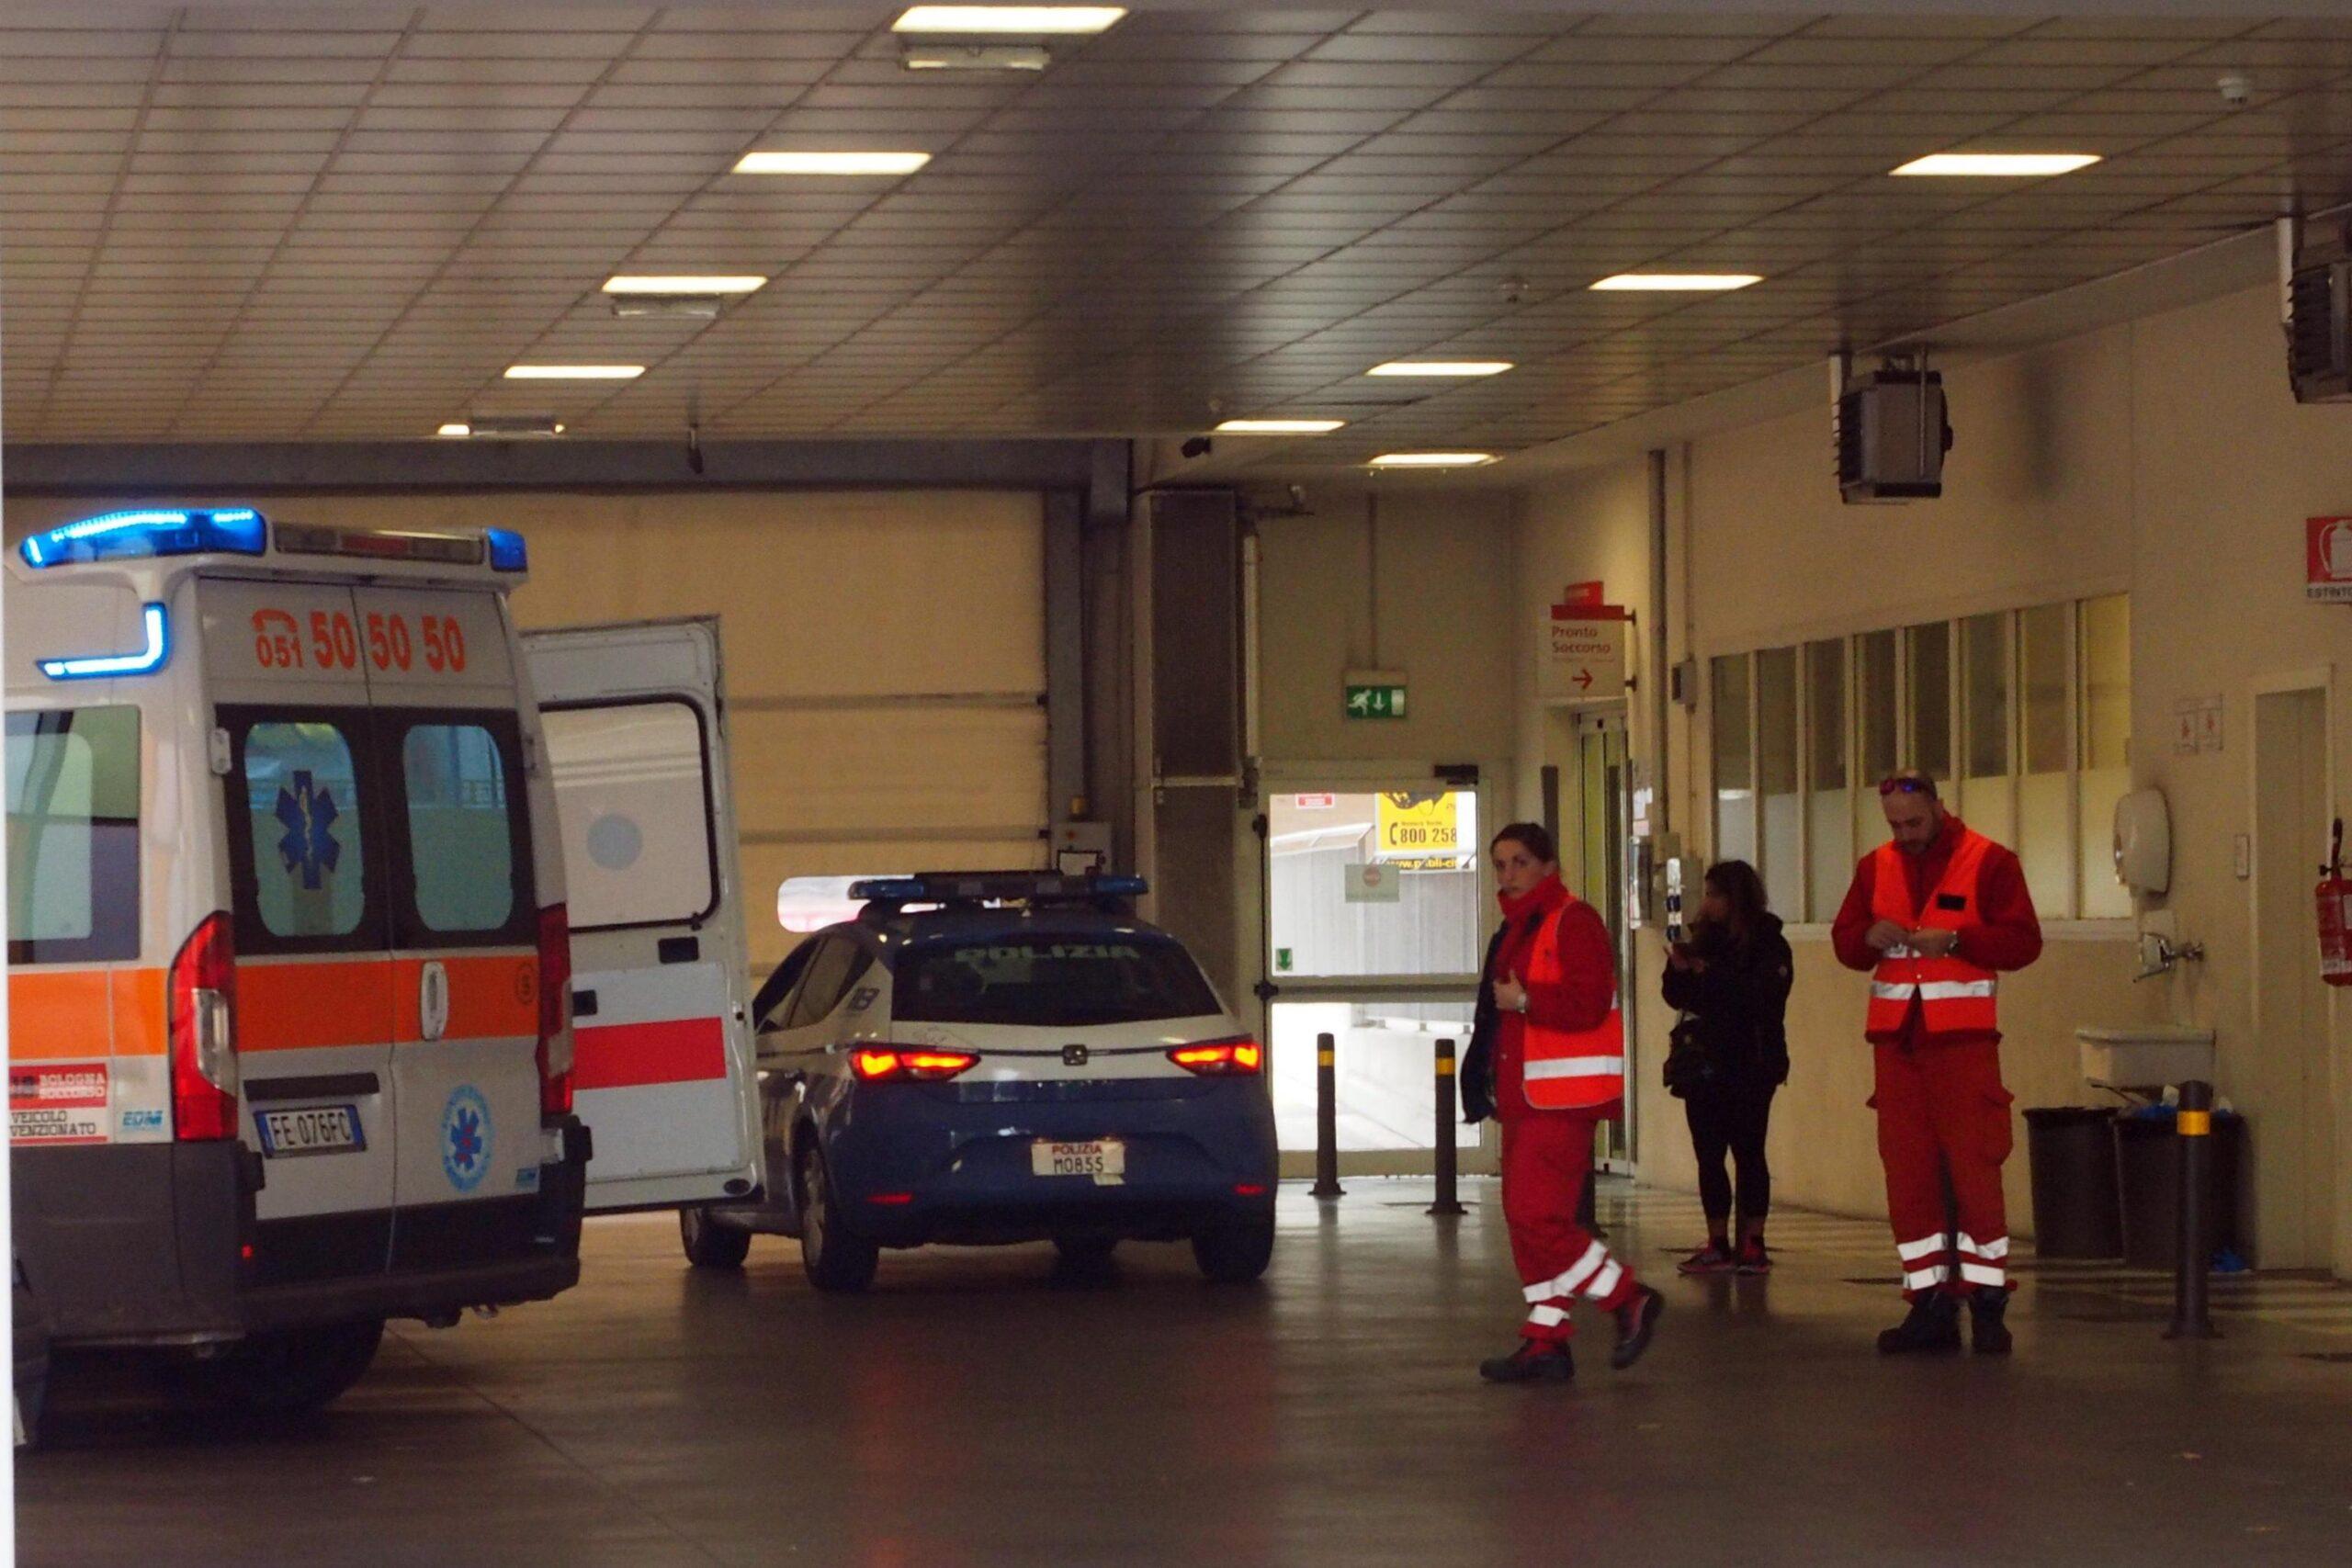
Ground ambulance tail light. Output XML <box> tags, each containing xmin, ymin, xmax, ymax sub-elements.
<box><xmin>169</xmin><ymin>912</ymin><xmax>240</xmax><ymax>1141</ymax></box>
<box><xmin>537</xmin><ymin>903</ymin><xmax>574</xmax><ymax>1121</ymax></box>
<box><xmin>850</xmin><ymin>1048</ymin><xmax>978</xmax><ymax>1083</ymax></box>
<box><xmin>1168</xmin><ymin>1038</ymin><xmax>1263</xmax><ymax>1077</ymax></box>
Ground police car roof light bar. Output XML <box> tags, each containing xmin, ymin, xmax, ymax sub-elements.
<box><xmin>848</xmin><ymin>871</ymin><xmax>1148</xmax><ymax>908</ymax></box>
<box><xmin>19</xmin><ymin>507</ymin><xmax>266</xmax><ymax>569</ymax></box>
<box><xmin>39</xmin><ymin>602</ymin><xmax>169</xmax><ymax>681</ymax></box>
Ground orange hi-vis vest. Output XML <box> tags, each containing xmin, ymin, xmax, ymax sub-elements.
<box><xmin>1867</xmin><ymin>827</ymin><xmax>2000</xmax><ymax>1039</ymax></box>
<box><xmin>1520</xmin><ymin>897</ymin><xmax>1625</xmax><ymax>1111</ymax></box>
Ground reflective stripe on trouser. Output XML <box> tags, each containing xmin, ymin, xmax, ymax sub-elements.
<box><xmin>1873</xmin><ymin>1037</ymin><xmax>2015</xmax><ymax>1298</ymax></box>
<box><xmin>1501</xmin><ymin>1109</ymin><xmax>1637</xmax><ymax>1341</ymax></box>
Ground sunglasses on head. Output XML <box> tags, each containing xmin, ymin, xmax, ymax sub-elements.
<box><xmin>1878</xmin><ymin>775</ymin><xmax>1936</xmax><ymax>796</ymax></box>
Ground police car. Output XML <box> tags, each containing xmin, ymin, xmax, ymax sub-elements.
<box><xmin>680</xmin><ymin>873</ymin><xmax>1277</xmax><ymax>1290</ymax></box>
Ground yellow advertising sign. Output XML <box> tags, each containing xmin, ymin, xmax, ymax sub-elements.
<box><xmin>1374</xmin><ymin>791</ymin><xmax>1469</xmax><ymax>869</ymax></box>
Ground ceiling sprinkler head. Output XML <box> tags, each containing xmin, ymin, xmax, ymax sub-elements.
<box><xmin>1500</xmin><ymin>275</ymin><xmax>1530</xmax><ymax>306</ymax></box>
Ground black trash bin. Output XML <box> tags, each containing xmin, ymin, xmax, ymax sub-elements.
<box><xmin>2115</xmin><ymin>1107</ymin><xmax>2244</xmax><ymax>1270</ymax></box>
<box><xmin>2024</xmin><ymin>1107</ymin><xmax>2123</xmax><ymax>1259</ymax></box>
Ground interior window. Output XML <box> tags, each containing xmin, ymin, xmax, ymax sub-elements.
<box><xmin>5</xmin><ymin>706</ymin><xmax>140</xmax><ymax>964</ymax></box>
<box><xmin>784</xmin><ymin>939</ymin><xmax>854</xmax><ymax>1031</ymax></box>
<box><xmin>399</xmin><ymin>720</ymin><xmax>524</xmax><ymax>936</ymax></box>
<box><xmin>539</xmin><ymin>701</ymin><xmax>716</xmax><ymax>931</ymax></box>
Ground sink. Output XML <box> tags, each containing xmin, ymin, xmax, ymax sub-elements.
<box><xmin>2075</xmin><ymin>1024</ymin><xmax>2216</xmax><ymax>1089</ymax></box>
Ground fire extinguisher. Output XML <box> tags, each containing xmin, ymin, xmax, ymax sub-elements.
<box><xmin>2320</xmin><ymin>818</ymin><xmax>2352</xmax><ymax>987</ymax></box>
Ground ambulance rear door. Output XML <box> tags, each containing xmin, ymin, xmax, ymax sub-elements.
<box><xmin>520</xmin><ymin>618</ymin><xmax>760</xmax><ymax>1212</ymax></box>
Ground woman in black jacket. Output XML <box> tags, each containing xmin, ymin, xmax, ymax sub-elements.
<box><xmin>1661</xmin><ymin>860</ymin><xmax>1792</xmax><ymax>1275</ymax></box>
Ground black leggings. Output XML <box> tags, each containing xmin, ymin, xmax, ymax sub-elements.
<box><xmin>1685</xmin><ymin>1086</ymin><xmax>1775</xmax><ymax>1223</ymax></box>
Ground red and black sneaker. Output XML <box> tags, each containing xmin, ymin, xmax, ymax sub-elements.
<box><xmin>1478</xmin><ymin>1338</ymin><xmax>1576</xmax><ymax>1384</ymax></box>
<box><xmin>1677</xmin><ymin>1243</ymin><xmax>1736</xmax><ymax>1276</ymax></box>
<box><xmin>1735</xmin><ymin>1240</ymin><xmax>1772</xmax><ymax>1275</ymax></box>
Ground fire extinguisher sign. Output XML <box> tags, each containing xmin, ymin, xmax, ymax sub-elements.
<box><xmin>2308</xmin><ymin>516</ymin><xmax>2352</xmax><ymax>604</ymax></box>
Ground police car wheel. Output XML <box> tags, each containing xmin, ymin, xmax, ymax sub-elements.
<box><xmin>680</xmin><ymin>1205</ymin><xmax>752</xmax><ymax>1269</ymax></box>
<box><xmin>189</xmin><ymin>1319</ymin><xmax>386</xmax><ymax>1414</ymax></box>
<box><xmin>797</xmin><ymin>1145</ymin><xmax>878</xmax><ymax>1294</ymax></box>
<box><xmin>1192</xmin><ymin>1216</ymin><xmax>1275</xmax><ymax>1283</ymax></box>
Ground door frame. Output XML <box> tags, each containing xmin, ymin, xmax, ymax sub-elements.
<box><xmin>1253</xmin><ymin>760</ymin><xmax>1500</xmax><ymax>1178</ymax></box>
<box><xmin>2245</xmin><ymin>665</ymin><xmax>2338</xmax><ymax>1268</ymax></box>
<box><xmin>1544</xmin><ymin>702</ymin><xmax>1639</xmax><ymax>1171</ymax></box>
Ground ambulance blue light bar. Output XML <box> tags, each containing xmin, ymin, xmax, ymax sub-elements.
<box><xmin>19</xmin><ymin>508</ymin><xmax>266</xmax><ymax>569</ymax></box>
<box><xmin>484</xmin><ymin>527</ymin><xmax>528</xmax><ymax>572</ymax></box>
<box><xmin>849</xmin><ymin>872</ymin><xmax>1148</xmax><ymax>905</ymax></box>
<box><xmin>39</xmin><ymin>603</ymin><xmax>169</xmax><ymax>681</ymax></box>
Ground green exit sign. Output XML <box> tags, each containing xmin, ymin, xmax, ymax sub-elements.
<box><xmin>1345</xmin><ymin>683</ymin><xmax>1408</xmax><ymax>720</ymax></box>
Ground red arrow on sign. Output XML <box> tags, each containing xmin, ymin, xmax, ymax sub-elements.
<box><xmin>1574</xmin><ymin>668</ymin><xmax>1594</xmax><ymax>691</ymax></box>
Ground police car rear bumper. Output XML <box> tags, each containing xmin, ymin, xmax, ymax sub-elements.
<box><xmin>827</xmin><ymin>1078</ymin><xmax>1277</xmax><ymax>1247</ymax></box>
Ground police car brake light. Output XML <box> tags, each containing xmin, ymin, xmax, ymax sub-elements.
<box><xmin>275</xmin><ymin>522</ymin><xmax>487</xmax><ymax>566</ymax></box>
<box><xmin>851</xmin><ymin>1047</ymin><xmax>979</xmax><ymax>1082</ymax></box>
<box><xmin>1169</xmin><ymin>1038</ymin><xmax>1262</xmax><ymax>1076</ymax></box>
<box><xmin>19</xmin><ymin>507</ymin><xmax>266</xmax><ymax>569</ymax></box>
<box><xmin>39</xmin><ymin>603</ymin><xmax>169</xmax><ymax>681</ymax></box>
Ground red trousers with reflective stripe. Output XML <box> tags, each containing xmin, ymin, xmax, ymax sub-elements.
<box><xmin>1501</xmin><ymin>1110</ymin><xmax>1636</xmax><ymax>1340</ymax></box>
<box><xmin>1872</xmin><ymin>1036</ymin><xmax>2014</xmax><ymax>1299</ymax></box>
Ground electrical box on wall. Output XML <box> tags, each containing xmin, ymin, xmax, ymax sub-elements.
<box><xmin>1837</xmin><ymin>367</ymin><xmax>1952</xmax><ymax>503</ymax></box>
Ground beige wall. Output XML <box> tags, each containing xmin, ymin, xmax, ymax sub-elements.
<box><xmin>1511</xmin><ymin>282</ymin><xmax>2352</xmax><ymax>1274</ymax></box>
<box><xmin>1256</xmin><ymin>489</ymin><xmax>1519</xmax><ymax>769</ymax></box>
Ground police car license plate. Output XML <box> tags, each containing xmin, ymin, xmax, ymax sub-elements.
<box><xmin>1032</xmin><ymin>1139</ymin><xmax>1125</xmax><ymax>1179</ymax></box>
<box><xmin>258</xmin><ymin>1105</ymin><xmax>363</xmax><ymax>1157</ymax></box>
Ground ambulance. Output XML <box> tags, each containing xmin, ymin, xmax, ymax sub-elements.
<box><xmin>5</xmin><ymin>506</ymin><xmax>598</xmax><ymax>1413</ymax></box>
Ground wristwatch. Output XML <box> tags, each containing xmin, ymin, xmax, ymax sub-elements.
<box><xmin>1514</xmin><ymin>994</ymin><xmax>1530</xmax><ymax>1014</ymax></box>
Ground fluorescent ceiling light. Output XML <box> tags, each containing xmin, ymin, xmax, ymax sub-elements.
<box><xmin>732</xmin><ymin>150</ymin><xmax>932</xmax><ymax>176</ymax></box>
<box><xmin>441</xmin><ymin>415</ymin><xmax>566</xmax><ymax>438</ymax></box>
<box><xmin>1367</xmin><ymin>452</ymin><xmax>1497</xmax><ymax>469</ymax></box>
<box><xmin>603</xmin><ymin>275</ymin><xmax>767</xmax><ymax>296</ymax></box>
<box><xmin>1215</xmin><ymin>418</ymin><xmax>1345</xmax><ymax>434</ymax></box>
<box><xmin>1892</xmin><ymin>152</ymin><xmax>2102</xmax><ymax>177</ymax></box>
<box><xmin>903</xmin><ymin>42</ymin><xmax>1052</xmax><ymax>70</ymax></box>
<box><xmin>1365</xmin><ymin>360</ymin><xmax>1512</xmax><ymax>378</ymax></box>
<box><xmin>894</xmin><ymin>6</ymin><xmax>1125</xmax><ymax>34</ymax></box>
<box><xmin>1589</xmin><ymin>273</ymin><xmax>1762</xmax><ymax>292</ymax></box>
<box><xmin>437</xmin><ymin>423</ymin><xmax>471</xmax><ymax>437</ymax></box>
<box><xmin>503</xmin><ymin>364</ymin><xmax>643</xmax><ymax>380</ymax></box>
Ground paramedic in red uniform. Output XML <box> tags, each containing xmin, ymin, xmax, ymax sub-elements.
<box><xmin>1460</xmin><ymin>823</ymin><xmax>1665</xmax><ymax>1383</ymax></box>
<box><xmin>1832</xmin><ymin>772</ymin><xmax>2042</xmax><ymax>1355</ymax></box>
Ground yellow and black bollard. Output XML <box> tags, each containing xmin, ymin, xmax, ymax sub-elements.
<box><xmin>1310</xmin><ymin>1031</ymin><xmax>1344</xmax><ymax>1199</ymax></box>
<box><xmin>2165</xmin><ymin>1078</ymin><xmax>2221</xmax><ymax>1341</ymax></box>
<box><xmin>1427</xmin><ymin>1037</ymin><xmax>1466</xmax><ymax>1217</ymax></box>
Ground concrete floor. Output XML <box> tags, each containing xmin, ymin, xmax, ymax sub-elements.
<box><xmin>19</xmin><ymin>1179</ymin><xmax>2352</xmax><ymax>1567</ymax></box>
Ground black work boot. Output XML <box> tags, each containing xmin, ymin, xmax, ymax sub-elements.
<box><xmin>1877</xmin><ymin>1291</ymin><xmax>1962</xmax><ymax>1354</ymax></box>
<box><xmin>1611</xmin><ymin>1285</ymin><xmax>1667</xmax><ymax>1370</ymax></box>
<box><xmin>1479</xmin><ymin>1338</ymin><xmax>1576</xmax><ymax>1384</ymax></box>
<box><xmin>1968</xmin><ymin>1287</ymin><xmax>2014</xmax><ymax>1354</ymax></box>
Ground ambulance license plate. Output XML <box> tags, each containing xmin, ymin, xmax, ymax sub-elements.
<box><xmin>1032</xmin><ymin>1139</ymin><xmax>1124</xmax><ymax>1179</ymax></box>
<box><xmin>258</xmin><ymin>1105</ymin><xmax>363</xmax><ymax>1157</ymax></box>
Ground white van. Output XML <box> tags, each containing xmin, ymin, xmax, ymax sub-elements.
<box><xmin>5</xmin><ymin>506</ymin><xmax>593</xmax><ymax>1413</ymax></box>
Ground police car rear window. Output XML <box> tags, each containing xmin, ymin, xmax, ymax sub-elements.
<box><xmin>892</xmin><ymin>935</ymin><xmax>1220</xmax><ymax>1027</ymax></box>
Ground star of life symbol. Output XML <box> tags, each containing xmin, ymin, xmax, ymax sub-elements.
<box><xmin>274</xmin><ymin>769</ymin><xmax>342</xmax><ymax>890</ymax></box>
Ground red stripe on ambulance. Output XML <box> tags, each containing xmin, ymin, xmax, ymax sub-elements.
<box><xmin>572</xmin><ymin>1016</ymin><xmax>728</xmax><ymax>1090</ymax></box>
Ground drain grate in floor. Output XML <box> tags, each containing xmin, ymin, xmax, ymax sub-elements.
<box><xmin>1842</xmin><ymin>1277</ymin><xmax>1904</xmax><ymax>1287</ymax></box>
<box><xmin>2297</xmin><ymin>1351</ymin><xmax>2352</xmax><ymax>1363</ymax></box>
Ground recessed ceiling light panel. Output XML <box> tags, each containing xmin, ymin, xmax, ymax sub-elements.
<box><xmin>894</xmin><ymin>6</ymin><xmax>1125</xmax><ymax>34</ymax></box>
<box><xmin>1367</xmin><ymin>452</ymin><xmax>1498</xmax><ymax>468</ymax></box>
<box><xmin>1589</xmin><ymin>274</ymin><xmax>1762</xmax><ymax>292</ymax></box>
<box><xmin>1364</xmin><ymin>361</ymin><xmax>1513</xmax><ymax>378</ymax></box>
<box><xmin>504</xmin><ymin>365</ymin><xmax>644</xmax><ymax>380</ymax></box>
<box><xmin>732</xmin><ymin>151</ymin><xmax>932</xmax><ymax>176</ymax></box>
<box><xmin>1891</xmin><ymin>152</ymin><xmax>2102</xmax><ymax>177</ymax></box>
<box><xmin>603</xmin><ymin>275</ymin><xmax>768</xmax><ymax>296</ymax></box>
<box><xmin>1215</xmin><ymin>418</ymin><xmax>1346</xmax><ymax>434</ymax></box>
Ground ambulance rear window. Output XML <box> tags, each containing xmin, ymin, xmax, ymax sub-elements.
<box><xmin>5</xmin><ymin>706</ymin><xmax>140</xmax><ymax>964</ymax></box>
<box><xmin>399</xmin><ymin>721</ymin><xmax>518</xmax><ymax>934</ymax></box>
<box><xmin>241</xmin><ymin>720</ymin><xmax>369</xmax><ymax>940</ymax></box>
